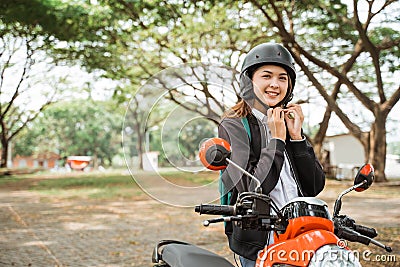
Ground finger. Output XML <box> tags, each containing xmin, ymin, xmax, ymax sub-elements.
<box><xmin>273</xmin><ymin>107</ymin><xmax>284</xmax><ymax>120</ymax></box>
<box><xmin>267</xmin><ymin>108</ymin><xmax>273</xmax><ymax>118</ymax></box>
<box><xmin>282</xmin><ymin>109</ymin><xmax>293</xmax><ymax>119</ymax></box>
<box><xmin>270</xmin><ymin>108</ymin><xmax>277</xmax><ymax>119</ymax></box>
<box><xmin>284</xmin><ymin>105</ymin><xmax>303</xmax><ymax>120</ymax></box>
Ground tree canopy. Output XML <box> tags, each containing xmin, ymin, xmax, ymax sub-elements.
<box><xmin>1</xmin><ymin>0</ymin><xmax>399</xmax><ymax>180</ymax></box>
<box><xmin>14</xmin><ymin>99</ymin><xmax>123</xmax><ymax>167</ymax></box>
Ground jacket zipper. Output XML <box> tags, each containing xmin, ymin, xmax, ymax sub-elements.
<box><xmin>285</xmin><ymin>150</ymin><xmax>304</xmax><ymax>197</ymax></box>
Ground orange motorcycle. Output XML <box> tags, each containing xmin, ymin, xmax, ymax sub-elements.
<box><xmin>152</xmin><ymin>138</ymin><xmax>392</xmax><ymax>267</ymax></box>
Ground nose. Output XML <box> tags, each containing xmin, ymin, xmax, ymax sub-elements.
<box><xmin>269</xmin><ymin>78</ymin><xmax>279</xmax><ymax>88</ymax></box>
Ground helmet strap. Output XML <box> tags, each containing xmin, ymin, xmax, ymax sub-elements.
<box><xmin>253</xmin><ymin>95</ymin><xmax>270</xmax><ymax>114</ymax></box>
<box><xmin>278</xmin><ymin>91</ymin><xmax>293</xmax><ymax>108</ymax></box>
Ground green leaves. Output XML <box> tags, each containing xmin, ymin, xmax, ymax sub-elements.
<box><xmin>14</xmin><ymin>100</ymin><xmax>123</xmax><ymax>166</ymax></box>
<box><xmin>1</xmin><ymin>0</ymin><xmax>111</xmax><ymax>41</ymax></box>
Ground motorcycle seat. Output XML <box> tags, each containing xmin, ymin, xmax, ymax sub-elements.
<box><xmin>153</xmin><ymin>240</ymin><xmax>234</xmax><ymax>267</ymax></box>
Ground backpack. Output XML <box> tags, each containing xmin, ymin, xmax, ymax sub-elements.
<box><xmin>219</xmin><ymin>117</ymin><xmax>251</xmax><ymax>205</ymax></box>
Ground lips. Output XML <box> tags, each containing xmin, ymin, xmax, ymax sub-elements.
<box><xmin>265</xmin><ymin>91</ymin><xmax>280</xmax><ymax>97</ymax></box>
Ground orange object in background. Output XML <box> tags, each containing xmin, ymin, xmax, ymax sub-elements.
<box><xmin>67</xmin><ymin>156</ymin><xmax>91</xmax><ymax>171</ymax></box>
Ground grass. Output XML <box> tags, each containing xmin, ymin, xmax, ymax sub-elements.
<box><xmin>160</xmin><ymin>170</ymin><xmax>219</xmax><ymax>185</ymax></box>
<box><xmin>1</xmin><ymin>170</ymin><xmax>398</xmax><ymax>200</ymax></box>
<box><xmin>0</xmin><ymin>169</ymin><xmax>219</xmax><ymax>200</ymax></box>
<box><xmin>0</xmin><ymin>176</ymin><xmax>25</xmax><ymax>185</ymax></box>
<box><xmin>31</xmin><ymin>173</ymin><xmax>137</xmax><ymax>189</ymax></box>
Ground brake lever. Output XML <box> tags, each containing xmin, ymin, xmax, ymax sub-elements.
<box><xmin>369</xmin><ymin>237</ymin><xmax>393</xmax><ymax>252</ymax></box>
<box><xmin>203</xmin><ymin>215</ymin><xmax>244</xmax><ymax>227</ymax></box>
<box><xmin>336</xmin><ymin>225</ymin><xmax>392</xmax><ymax>253</ymax></box>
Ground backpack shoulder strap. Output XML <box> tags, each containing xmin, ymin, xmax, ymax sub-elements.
<box><xmin>241</xmin><ymin>117</ymin><xmax>251</xmax><ymax>141</ymax></box>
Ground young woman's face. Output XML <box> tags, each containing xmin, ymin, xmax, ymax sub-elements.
<box><xmin>252</xmin><ymin>65</ymin><xmax>289</xmax><ymax>108</ymax></box>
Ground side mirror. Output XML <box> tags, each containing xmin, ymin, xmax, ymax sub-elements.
<box><xmin>354</xmin><ymin>163</ymin><xmax>374</xmax><ymax>192</ymax></box>
<box><xmin>199</xmin><ymin>138</ymin><xmax>231</xmax><ymax>171</ymax></box>
<box><xmin>334</xmin><ymin>163</ymin><xmax>375</xmax><ymax>217</ymax></box>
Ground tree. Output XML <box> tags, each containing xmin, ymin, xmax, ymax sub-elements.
<box><xmin>107</xmin><ymin>0</ymin><xmax>399</xmax><ymax>180</ymax></box>
<box><xmin>123</xmin><ymin>90</ymin><xmax>159</xmax><ymax>170</ymax></box>
<box><xmin>5</xmin><ymin>0</ymin><xmax>399</xmax><ymax>181</ymax></box>
<box><xmin>0</xmin><ymin>0</ymin><xmax>121</xmax><ymax>68</ymax></box>
<box><xmin>122</xmin><ymin>72</ymin><xmax>219</xmax><ymax>169</ymax></box>
<box><xmin>0</xmin><ymin>0</ymin><xmax>123</xmax><ymax>168</ymax></box>
<box><xmin>0</xmin><ymin>26</ymin><xmax>61</xmax><ymax>168</ymax></box>
<box><xmin>15</xmin><ymin>99</ymin><xmax>123</xmax><ymax>167</ymax></box>
<box><xmin>90</xmin><ymin>1</ymin><xmax>275</xmax><ymax>119</ymax></box>
<box><xmin>1</xmin><ymin>0</ymin><xmax>155</xmax><ymax>169</ymax></box>
<box><xmin>247</xmin><ymin>0</ymin><xmax>400</xmax><ymax>181</ymax></box>
<box><xmin>94</xmin><ymin>2</ymin><xmax>257</xmax><ymax>169</ymax></box>
<box><xmin>149</xmin><ymin>101</ymin><xmax>217</xmax><ymax>167</ymax></box>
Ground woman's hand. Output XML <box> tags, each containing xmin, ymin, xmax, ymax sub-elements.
<box><xmin>284</xmin><ymin>103</ymin><xmax>304</xmax><ymax>140</ymax></box>
<box><xmin>266</xmin><ymin>107</ymin><xmax>287</xmax><ymax>141</ymax></box>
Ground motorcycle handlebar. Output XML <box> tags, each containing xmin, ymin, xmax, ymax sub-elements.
<box><xmin>334</xmin><ymin>215</ymin><xmax>392</xmax><ymax>252</ymax></box>
<box><xmin>353</xmin><ymin>224</ymin><xmax>377</xmax><ymax>238</ymax></box>
<box><xmin>336</xmin><ymin>226</ymin><xmax>371</xmax><ymax>246</ymax></box>
<box><xmin>194</xmin><ymin>204</ymin><xmax>235</xmax><ymax>216</ymax></box>
<box><xmin>334</xmin><ymin>215</ymin><xmax>378</xmax><ymax>239</ymax></box>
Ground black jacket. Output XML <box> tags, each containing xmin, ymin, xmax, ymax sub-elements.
<box><xmin>218</xmin><ymin>114</ymin><xmax>325</xmax><ymax>260</ymax></box>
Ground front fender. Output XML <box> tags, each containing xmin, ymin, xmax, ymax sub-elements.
<box><xmin>256</xmin><ymin>230</ymin><xmax>340</xmax><ymax>266</ymax></box>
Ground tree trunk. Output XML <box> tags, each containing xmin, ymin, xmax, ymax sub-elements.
<box><xmin>0</xmin><ymin>138</ymin><xmax>8</xmax><ymax>168</ymax></box>
<box><xmin>135</xmin><ymin>122</ymin><xmax>144</xmax><ymax>170</ymax></box>
<box><xmin>368</xmin><ymin>117</ymin><xmax>387</xmax><ymax>182</ymax></box>
<box><xmin>312</xmin><ymin>84</ymin><xmax>341</xmax><ymax>162</ymax></box>
<box><xmin>93</xmin><ymin>154</ymin><xmax>99</xmax><ymax>169</ymax></box>
<box><xmin>313</xmin><ymin>108</ymin><xmax>334</xmax><ymax>161</ymax></box>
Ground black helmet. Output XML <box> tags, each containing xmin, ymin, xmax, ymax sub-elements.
<box><xmin>239</xmin><ymin>43</ymin><xmax>296</xmax><ymax>108</ymax></box>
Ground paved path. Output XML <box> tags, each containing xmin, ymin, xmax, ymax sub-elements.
<box><xmin>0</xmin><ymin>179</ymin><xmax>399</xmax><ymax>266</ymax></box>
<box><xmin>0</xmin><ymin>189</ymin><xmax>229</xmax><ymax>267</ymax></box>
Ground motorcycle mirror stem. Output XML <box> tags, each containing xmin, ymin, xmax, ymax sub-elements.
<box><xmin>199</xmin><ymin>138</ymin><xmax>262</xmax><ymax>194</ymax></box>
<box><xmin>225</xmin><ymin>158</ymin><xmax>262</xmax><ymax>194</ymax></box>
<box><xmin>333</xmin><ymin>164</ymin><xmax>375</xmax><ymax>217</ymax></box>
<box><xmin>333</xmin><ymin>179</ymin><xmax>367</xmax><ymax>217</ymax></box>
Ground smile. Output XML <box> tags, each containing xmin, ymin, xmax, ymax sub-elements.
<box><xmin>265</xmin><ymin>91</ymin><xmax>279</xmax><ymax>96</ymax></box>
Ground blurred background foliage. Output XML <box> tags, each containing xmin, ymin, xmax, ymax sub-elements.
<box><xmin>0</xmin><ymin>0</ymin><xmax>399</xmax><ymax>180</ymax></box>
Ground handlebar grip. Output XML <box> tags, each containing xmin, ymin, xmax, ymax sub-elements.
<box><xmin>336</xmin><ymin>227</ymin><xmax>371</xmax><ymax>245</ymax></box>
<box><xmin>195</xmin><ymin>204</ymin><xmax>235</xmax><ymax>216</ymax></box>
<box><xmin>354</xmin><ymin>224</ymin><xmax>378</xmax><ymax>238</ymax></box>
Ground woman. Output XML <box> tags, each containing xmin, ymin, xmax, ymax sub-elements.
<box><xmin>218</xmin><ymin>43</ymin><xmax>325</xmax><ymax>267</ymax></box>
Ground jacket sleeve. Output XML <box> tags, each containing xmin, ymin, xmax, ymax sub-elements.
<box><xmin>218</xmin><ymin>117</ymin><xmax>286</xmax><ymax>195</ymax></box>
<box><xmin>289</xmin><ymin>138</ymin><xmax>325</xmax><ymax>196</ymax></box>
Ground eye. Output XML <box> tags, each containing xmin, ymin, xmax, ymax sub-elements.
<box><xmin>279</xmin><ymin>76</ymin><xmax>287</xmax><ymax>81</ymax></box>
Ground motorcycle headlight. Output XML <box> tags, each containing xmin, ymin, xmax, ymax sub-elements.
<box><xmin>308</xmin><ymin>245</ymin><xmax>361</xmax><ymax>267</ymax></box>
